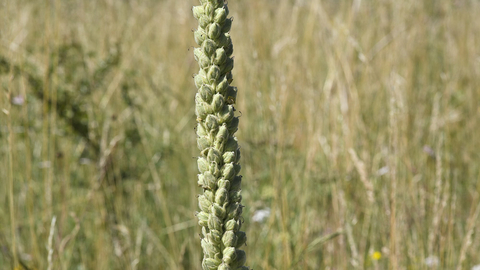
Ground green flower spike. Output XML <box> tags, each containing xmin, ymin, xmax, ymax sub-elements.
<box><xmin>193</xmin><ymin>1</ymin><xmax>249</xmax><ymax>269</ymax></box>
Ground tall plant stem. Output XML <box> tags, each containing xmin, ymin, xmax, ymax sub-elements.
<box><xmin>192</xmin><ymin>1</ymin><xmax>249</xmax><ymax>269</ymax></box>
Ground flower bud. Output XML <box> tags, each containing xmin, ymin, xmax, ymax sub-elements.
<box><xmin>197</xmin><ymin>137</ymin><xmax>210</xmax><ymax>151</ymax></box>
<box><xmin>222</xmin><ymin>151</ymin><xmax>235</xmax><ymax>163</ymax></box>
<box><xmin>197</xmin><ymin>211</ymin><xmax>209</xmax><ymax>227</ymax></box>
<box><xmin>219</xmin><ymin>33</ymin><xmax>232</xmax><ymax>48</ymax></box>
<box><xmin>222</xmin><ymin>33</ymin><xmax>233</xmax><ymax>50</ymax></box>
<box><xmin>212</xmin><ymin>0</ymin><xmax>223</xmax><ymax>8</ymax></box>
<box><xmin>198</xmin><ymin>171</ymin><xmax>216</xmax><ymax>190</ymax></box>
<box><xmin>195</xmin><ymin>101</ymin><xmax>208</xmax><ymax>120</ymax></box>
<box><xmin>205</xmin><ymin>190</ymin><xmax>214</xmax><ymax>202</ymax></box>
<box><xmin>214</xmin><ymin>47</ymin><xmax>227</xmax><ymax>65</ymax></box>
<box><xmin>196</xmin><ymin>123</ymin><xmax>207</xmax><ymax>137</ymax></box>
<box><xmin>194</xmin><ymin>48</ymin><xmax>210</xmax><ymax>69</ymax></box>
<box><xmin>204</xmin><ymin>3</ymin><xmax>215</xmax><ymax>17</ymax></box>
<box><xmin>215</xmin><ymin>187</ymin><xmax>228</xmax><ymax>205</ymax></box>
<box><xmin>207</xmin><ymin>65</ymin><xmax>221</xmax><ymax>83</ymax></box>
<box><xmin>192</xmin><ymin>6</ymin><xmax>204</xmax><ymax>20</ymax></box>
<box><xmin>205</xmin><ymin>115</ymin><xmax>219</xmax><ymax>131</ymax></box>
<box><xmin>229</xmin><ymin>190</ymin><xmax>242</xmax><ymax>203</ymax></box>
<box><xmin>214</xmin><ymin>130</ymin><xmax>228</xmax><ymax>152</ymax></box>
<box><xmin>194</xmin><ymin>28</ymin><xmax>207</xmax><ymax>45</ymax></box>
<box><xmin>208</xmin><ymin>214</ymin><xmax>223</xmax><ymax>232</ymax></box>
<box><xmin>222</xmin><ymin>247</ymin><xmax>236</xmax><ymax>264</ymax></box>
<box><xmin>194</xmin><ymin>73</ymin><xmax>206</xmax><ymax>89</ymax></box>
<box><xmin>207</xmin><ymin>148</ymin><xmax>222</xmax><ymax>164</ymax></box>
<box><xmin>199</xmin><ymin>85</ymin><xmax>214</xmax><ymax>103</ymax></box>
<box><xmin>199</xmin><ymin>16</ymin><xmax>210</xmax><ymax>28</ymax></box>
<box><xmin>209</xmin><ymin>161</ymin><xmax>221</xmax><ymax>177</ymax></box>
<box><xmin>230</xmin><ymin>176</ymin><xmax>242</xmax><ymax>191</ymax></box>
<box><xmin>225</xmin><ymin>43</ymin><xmax>234</xmax><ymax>57</ymax></box>
<box><xmin>209</xmin><ymin>173</ymin><xmax>219</xmax><ymax>190</ymax></box>
<box><xmin>209</xmin><ymin>229</ymin><xmax>222</xmax><ymax>244</ymax></box>
<box><xmin>216</xmin><ymin>76</ymin><xmax>229</xmax><ymax>94</ymax></box>
<box><xmin>225</xmin><ymin>86</ymin><xmax>237</xmax><ymax>104</ymax></box>
<box><xmin>234</xmin><ymin>164</ymin><xmax>241</xmax><ymax>174</ymax></box>
<box><xmin>212</xmin><ymin>93</ymin><xmax>225</xmax><ymax>112</ymax></box>
<box><xmin>202</xmin><ymin>39</ymin><xmax>216</xmax><ymax>57</ymax></box>
<box><xmin>208</xmin><ymin>23</ymin><xmax>222</xmax><ymax>39</ymax></box>
<box><xmin>221</xmin><ymin>57</ymin><xmax>234</xmax><ymax>74</ymax></box>
<box><xmin>218</xmin><ymin>105</ymin><xmax>234</xmax><ymax>124</ymax></box>
<box><xmin>214</xmin><ymin>8</ymin><xmax>227</xmax><ymax>24</ymax></box>
<box><xmin>227</xmin><ymin>117</ymin><xmax>239</xmax><ymax>134</ymax></box>
<box><xmin>227</xmin><ymin>203</ymin><xmax>242</xmax><ymax>219</ymax></box>
<box><xmin>222</xmin><ymin>230</ymin><xmax>237</xmax><ymax>247</ymax></box>
<box><xmin>235</xmin><ymin>231</ymin><xmax>247</xmax><ymax>248</ymax></box>
<box><xmin>203</xmin><ymin>257</ymin><xmax>221</xmax><ymax>270</ymax></box>
<box><xmin>222</xmin><ymin>18</ymin><xmax>232</xmax><ymax>33</ymax></box>
<box><xmin>211</xmin><ymin>203</ymin><xmax>226</xmax><ymax>219</ymax></box>
<box><xmin>216</xmin><ymin>124</ymin><xmax>228</xmax><ymax>141</ymax></box>
<box><xmin>225</xmin><ymin>219</ymin><xmax>239</xmax><ymax>231</ymax></box>
<box><xmin>199</xmin><ymin>195</ymin><xmax>212</xmax><ymax>212</ymax></box>
<box><xmin>231</xmin><ymin>250</ymin><xmax>247</xmax><ymax>269</ymax></box>
<box><xmin>217</xmin><ymin>179</ymin><xmax>230</xmax><ymax>190</ymax></box>
<box><xmin>225</xmin><ymin>137</ymin><xmax>238</xmax><ymax>152</ymax></box>
<box><xmin>226</xmin><ymin>71</ymin><xmax>233</xmax><ymax>84</ymax></box>
<box><xmin>198</xmin><ymin>157</ymin><xmax>209</xmax><ymax>173</ymax></box>
<box><xmin>222</xmin><ymin>163</ymin><xmax>235</xmax><ymax>180</ymax></box>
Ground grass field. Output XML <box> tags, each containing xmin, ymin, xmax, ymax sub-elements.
<box><xmin>1</xmin><ymin>0</ymin><xmax>480</xmax><ymax>269</ymax></box>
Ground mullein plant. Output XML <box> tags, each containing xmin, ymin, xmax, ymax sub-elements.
<box><xmin>193</xmin><ymin>1</ymin><xmax>249</xmax><ymax>270</ymax></box>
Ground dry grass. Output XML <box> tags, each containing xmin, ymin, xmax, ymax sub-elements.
<box><xmin>1</xmin><ymin>0</ymin><xmax>480</xmax><ymax>269</ymax></box>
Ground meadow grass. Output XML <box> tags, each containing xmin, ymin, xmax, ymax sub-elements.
<box><xmin>1</xmin><ymin>0</ymin><xmax>480</xmax><ymax>269</ymax></box>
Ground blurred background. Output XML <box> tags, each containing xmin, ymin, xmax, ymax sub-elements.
<box><xmin>1</xmin><ymin>0</ymin><xmax>480</xmax><ymax>269</ymax></box>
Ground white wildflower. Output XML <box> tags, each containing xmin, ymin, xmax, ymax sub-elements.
<box><xmin>377</xmin><ymin>166</ymin><xmax>389</xmax><ymax>176</ymax></box>
<box><xmin>12</xmin><ymin>95</ymin><xmax>25</xmax><ymax>105</ymax></box>
<box><xmin>252</xmin><ymin>208</ymin><xmax>270</xmax><ymax>223</ymax></box>
<box><xmin>424</xmin><ymin>255</ymin><xmax>439</xmax><ymax>267</ymax></box>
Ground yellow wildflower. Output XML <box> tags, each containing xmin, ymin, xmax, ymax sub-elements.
<box><xmin>372</xmin><ymin>251</ymin><xmax>382</xmax><ymax>260</ymax></box>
